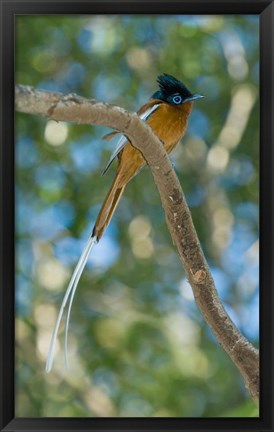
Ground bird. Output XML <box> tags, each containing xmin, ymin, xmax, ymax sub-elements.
<box><xmin>45</xmin><ymin>73</ymin><xmax>203</xmax><ymax>372</ymax></box>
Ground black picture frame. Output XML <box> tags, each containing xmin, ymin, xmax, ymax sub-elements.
<box><xmin>1</xmin><ymin>0</ymin><xmax>273</xmax><ymax>431</ymax></box>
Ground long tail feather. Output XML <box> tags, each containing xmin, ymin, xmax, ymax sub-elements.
<box><xmin>63</xmin><ymin>239</ymin><xmax>95</xmax><ymax>369</ymax></box>
<box><xmin>93</xmin><ymin>176</ymin><xmax>125</xmax><ymax>241</ymax></box>
<box><xmin>45</xmin><ymin>235</ymin><xmax>97</xmax><ymax>373</ymax></box>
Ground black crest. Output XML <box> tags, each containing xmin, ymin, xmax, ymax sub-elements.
<box><xmin>157</xmin><ymin>73</ymin><xmax>192</xmax><ymax>98</ymax></box>
<box><xmin>151</xmin><ymin>73</ymin><xmax>193</xmax><ymax>102</ymax></box>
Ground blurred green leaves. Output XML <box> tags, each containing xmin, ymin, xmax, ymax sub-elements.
<box><xmin>15</xmin><ymin>15</ymin><xmax>259</xmax><ymax>417</ymax></box>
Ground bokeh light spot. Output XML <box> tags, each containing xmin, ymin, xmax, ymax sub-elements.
<box><xmin>44</xmin><ymin>120</ymin><xmax>68</xmax><ymax>146</ymax></box>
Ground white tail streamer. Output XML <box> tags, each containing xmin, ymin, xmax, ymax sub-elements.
<box><xmin>45</xmin><ymin>235</ymin><xmax>97</xmax><ymax>373</ymax></box>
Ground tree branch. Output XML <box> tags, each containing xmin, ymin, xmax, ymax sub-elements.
<box><xmin>15</xmin><ymin>84</ymin><xmax>259</xmax><ymax>401</ymax></box>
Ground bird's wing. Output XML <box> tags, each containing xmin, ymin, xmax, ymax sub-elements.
<box><xmin>101</xmin><ymin>103</ymin><xmax>160</xmax><ymax>175</ymax></box>
<box><xmin>101</xmin><ymin>134</ymin><xmax>128</xmax><ymax>175</ymax></box>
<box><xmin>139</xmin><ymin>102</ymin><xmax>161</xmax><ymax>121</ymax></box>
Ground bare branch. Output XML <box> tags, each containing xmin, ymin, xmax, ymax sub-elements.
<box><xmin>15</xmin><ymin>84</ymin><xmax>135</xmax><ymax>132</ymax></box>
<box><xmin>15</xmin><ymin>84</ymin><xmax>259</xmax><ymax>401</ymax></box>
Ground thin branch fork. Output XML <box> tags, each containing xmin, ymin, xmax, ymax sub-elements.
<box><xmin>15</xmin><ymin>84</ymin><xmax>259</xmax><ymax>401</ymax></box>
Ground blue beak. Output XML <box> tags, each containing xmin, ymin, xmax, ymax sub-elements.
<box><xmin>184</xmin><ymin>94</ymin><xmax>204</xmax><ymax>103</ymax></box>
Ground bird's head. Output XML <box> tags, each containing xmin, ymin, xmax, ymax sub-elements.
<box><xmin>152</xmin><ymin>73</ymin><xmax>203</xmax><ymax>106</ymax></box>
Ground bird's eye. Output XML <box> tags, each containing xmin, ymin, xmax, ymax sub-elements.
<box><xmin>172</xmin><ymin>95</ymin><xmax>182</xmax><ymax>104</ymax></box>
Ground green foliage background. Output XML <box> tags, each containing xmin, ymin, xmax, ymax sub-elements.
<box><xmin>15</xmin><ymin>15</ymin><xmax>259</xmax><ymax>417</ymax></box>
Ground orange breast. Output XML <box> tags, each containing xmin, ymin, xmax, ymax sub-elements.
<box><xmin>147</xmin><ymin>101</ymin><xmax>193</xmax><ymax>152</ymax></box>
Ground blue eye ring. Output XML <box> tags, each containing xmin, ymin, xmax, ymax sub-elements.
<box><xmin>172</xmin><ymin>95</ymin><xmax>182</xmax><ymax>104</ymax></box>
